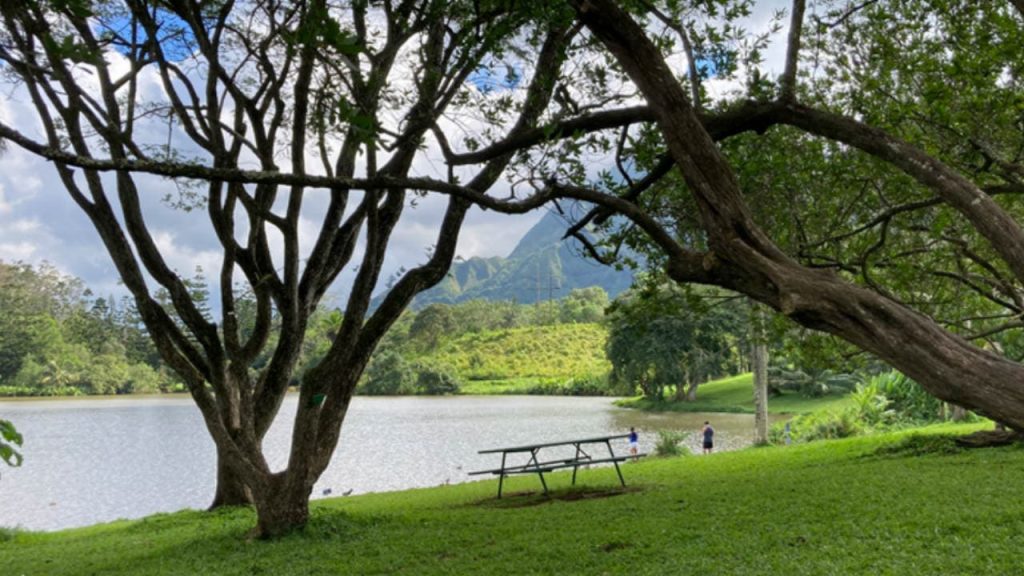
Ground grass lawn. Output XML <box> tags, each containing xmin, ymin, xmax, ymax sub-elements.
<box><xmin>3</xmin><ymin>423</ymin><xmax>1021</xmax><ymax>575</ymax></box>
<box><xmin>617</xmin><ymin>373</ymin><xmax>853</xmax><ymax>414</ymax></box>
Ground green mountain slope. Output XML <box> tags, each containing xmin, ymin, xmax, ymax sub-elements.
<box><xmin>410</xmin><ymin>211</ymin><xmax>635</xmax><ymax>307</ymax></box>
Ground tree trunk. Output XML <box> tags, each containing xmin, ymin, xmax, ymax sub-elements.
<box><xmin>253</xmin><ymin>475</ymin><xmax>312</xmax><ymax>538</ymax></box>
<box><xmin>752</xmin><ymin>341</ymin><xmax>769</xmax><ymax>445</ymax></box>
<box><xmin>751</xmin><ymin>302</ymin><xmax>769</xmax><ymax>445</ymax></box>
<box><xmin>951</xmin><ymin>404</ymin><xmax>968</xmax><ymax>421</ymax></box>
<box><xmin>675</xmin><ymin>369</ymin><xmax>690</xmax><ymax>401</ymax></box>
<box><xmin>686</xmin><ymin>381</ymin><xmax>698</xmax><ymax>401</ymax></box>
<box><xmin>209</xmin><ymin>456</ymin><xmax>253</xmax><ymax>509</ymax></box>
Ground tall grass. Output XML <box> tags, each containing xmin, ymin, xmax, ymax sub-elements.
<box><xmin>654</xmin><ymin>430</ymin><xmax>690</xmax><ymax>456</ymax></box>
<box><xmin>771</xmin><ymin>370</ymin><xmax>980</xmax><ymax>444</ymax></box>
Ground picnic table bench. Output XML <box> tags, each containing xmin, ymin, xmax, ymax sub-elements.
<box><xmin>469</xmin><ymin>433</ymin><xmax>647</xmax><ymax>498</ymax></box>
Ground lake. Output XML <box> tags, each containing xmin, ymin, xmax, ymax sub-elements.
<box><xmin>0</xmin><ymin>395</ymin><xmax>770</xmax><ymax>531</ymax></box>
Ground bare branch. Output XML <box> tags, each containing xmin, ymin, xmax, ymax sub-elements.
<box><xmin>814</xmin><ymin>0</ymin><xmax>881</xmax><ymax>29</ymax></box>
<box><xmin>781</xmin><ymin>0</ymin><xmax>806</xmax><ymax>101</ymax></box>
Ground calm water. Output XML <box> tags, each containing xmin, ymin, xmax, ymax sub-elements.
<box><xmin>0</xmin><ymin>395</ymin><xmax>768</xmax><ymax>531</ymax></box>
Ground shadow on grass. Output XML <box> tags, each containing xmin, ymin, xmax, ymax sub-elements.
<box><xmin>28</xmin><ymin>505</ymin><xmax>402</xmax><ymax>575</ymax></box>
<box><xmin>868</xmin><ymin>434</ymin><xmax>965</xmax><ymax>458</ymax></box>
<box><xmin>473</xmin><ymin>485</ymin><xmax>644</xmax><ymax>509</ymax></box>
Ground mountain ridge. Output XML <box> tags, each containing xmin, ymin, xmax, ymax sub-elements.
<box><xmin>404</xmin><ymin>211</ymin><xmax>634</xmax><ymax>308</ymax></box>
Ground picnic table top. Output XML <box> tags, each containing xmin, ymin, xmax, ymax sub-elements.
<box><xmin>478</xmin><ymin>433</ymin><xmax>632</xmax><ymax>454</ymax></box>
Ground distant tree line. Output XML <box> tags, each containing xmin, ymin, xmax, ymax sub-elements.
<box><xmin>0</xmin><ymin>263</ymin><xmax>616</xmax><ymax>397</ymax></box>
<box><xmin>1</xmin><ymin>261</ymin><xmax>876</xmax><ymax>402</ymax></box>
<box><xmin>0</xmin><ymin>261</ymin><xmax>174</xmax><ymax>396</ymax></box>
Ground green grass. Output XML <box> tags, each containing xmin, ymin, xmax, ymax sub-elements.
<box><xmin>3</xmin><ymin>423</ymin><xmax>1020</xmax><ymax>575</ymax></box>
<box><xmin>459</xmin><ymin>377</ymin><xmax>540</xmax><ymax>395</ymax></box>
<box><xmin>618</xmin><ymin>373</ymin><xmax>853</xmax><ymax>414</ymax></box>
<box><xmin>422</xmin><ymin>323</ymin><xmax>609</xmax><ymax>382</ymax></box>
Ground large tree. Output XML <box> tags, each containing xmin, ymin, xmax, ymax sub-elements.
<box><xmin>0</xmin><ymin>0</ymin><xmax>577</xmax><ymax>536</ymax></box>
<box><xmin>549</xmin><ymin>0</ymin><xmax>1024</xmax><ymax>429</ymax></box>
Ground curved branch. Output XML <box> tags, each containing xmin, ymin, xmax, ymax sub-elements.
<box><xmin>775</xmin><ymin>103</ymin><xmax>1024</xmax><ymax>286</ymax></box>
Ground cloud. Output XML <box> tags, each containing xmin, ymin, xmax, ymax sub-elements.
<box><xmin>0</xmin><ymin>187</ymin><xmax>11</xmax><ymax>216</ymax></box>
<box><xmin>0</xmin><ymin>240</ymin><xmax>37</xmax><ymax>261</ymax></box>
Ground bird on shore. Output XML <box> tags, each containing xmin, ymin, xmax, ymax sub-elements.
<box><xmin>322</xmin><ymin>488</ymin><xmax>332</xmax><ymax>496</ymax></box>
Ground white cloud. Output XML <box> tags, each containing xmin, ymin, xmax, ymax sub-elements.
<box><xmin>0</xmin><ymin>241</ymin><xmax>36</xmax><ymax>260</ymax></box>
<box><xmin>151</xmin><ymin>230</ymin><xmax>224</xmax><ymax>279</ymax></box>
<box><xmin>0</xmin><ymin>185</ymin><xmax>10</xmax><ymax>216</ymax></box>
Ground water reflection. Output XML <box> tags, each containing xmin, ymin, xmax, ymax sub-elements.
<box><xmin>0</xmin><ymin>395</ymin><xmax>775</xmax><ymax>531</ymax></box>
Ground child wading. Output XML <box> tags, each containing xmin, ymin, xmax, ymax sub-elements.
<box><xmin>701</xmin><ymin>421</ymin><xmax>714</xmax><ymax>454</ymax></box>
<box><xmin>628</xmin><ymin>427</ymin><xmax>639</xmax><ymax>460</ymax></box>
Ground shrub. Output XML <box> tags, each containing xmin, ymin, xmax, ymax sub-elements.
<box><xmin>768</xmin><ymin>366</ymin><xmax>859</xmax><ymax>397</ymax></box>
<box><xmin>362</xmin><ymin>351</ymin><xmax>414</xmax><ymax>395</ymax></box>
<box><xmin>870</xmin><ymin>371</ymin><xmax>944</xmax><ymax>422</ymax></box>
<box><xmin>848</xmin><ymin>379</ymin><xmax>898</xmax><ymax>427</ymax></box>
<box><xmin>521</xmin><ymin>375</ymin><xmax>612</xmax><ymax>396</ymax></box>
<box><xmin>414</xmin><ymin>365</ymin><xmax>460</xmax><ymax>395</ymax></box>
<box><xmin>863</xmin><ymin>371</ymin><xmax>980</xmax><ymax>424</ymax></box>
<box><xmin>771</xmin><ymin>408</ymin><xmax>863</xmax><ymax>444</ymax></box>
<box><xmin>523</xmin><ymin>378</ymin><xmax>563</xmax><ymax>395</ymax></box>
<box><xmin>120</xmin><ymin>363</ymin><xmax>162</xmax><ymax>394</ymax></box>
<box><xmin>654</xmin><ymin>430</ymin><xmax>690</xmax><ymax>457</ymax></box>
<box><xmin>562</xmin><ymin>374</ymin><xmax>610</xmax><ymax>396</ymax></box>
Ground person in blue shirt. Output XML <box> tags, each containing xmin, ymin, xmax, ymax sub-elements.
<box><xmin>701</xmin><ymin>421</ymin><xmax>714</xmax><ymax>454</ymax></box>
<box><xmin>628</xmin><ymin>427</ymin><xmax>639</xmax><ymax>460</ymax></box>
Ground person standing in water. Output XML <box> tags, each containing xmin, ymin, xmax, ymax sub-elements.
<box><xmin>701</xmin><ymin>421</ymin><xmax>715</xmax><ymax>454</ymax></box>
<box><xmin>628</xmin><ymin>427</ymin><xmax>639</xmax><ymax>460</ymax></box>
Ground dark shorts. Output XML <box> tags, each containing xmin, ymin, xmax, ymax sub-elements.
<box><xmin>703</xmin><ymin>441</ymin><xmax>713</xmax><ymax>449</ymax></box>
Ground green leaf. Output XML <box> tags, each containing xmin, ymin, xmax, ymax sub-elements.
<box><xmin>0</xmin><ymin>419</ymin><xmax>23</xmax><ymax>467</ymax></box>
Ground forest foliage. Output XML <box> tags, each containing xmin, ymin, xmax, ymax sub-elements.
<box><xmin>0</xmin><ymin>261</ymin><xmax>174</xmax><ymax>396</ymax></box>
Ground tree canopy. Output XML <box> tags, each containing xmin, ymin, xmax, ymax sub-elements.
<box><xmin>606</xmin><ymin>284</ymin><xmax>743</xmax><ymax>400</ymax></box>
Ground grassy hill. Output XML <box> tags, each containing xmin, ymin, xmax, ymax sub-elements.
<box><xmin>416</xmin><ymin>323</ymin><xmax>610</xmax><ymax>392</ymax></box>
<box><xmin>618</xmin><ymin>373</ymin><xmax>854</xmax><ymax>414</ymax></box>
<box><xmin>6</xmin><ymin>423</ymin><xmax>1021</xmax><ymax>575</ymax></box>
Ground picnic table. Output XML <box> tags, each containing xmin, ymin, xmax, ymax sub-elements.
<box><xmin>469</xmin><ymin>433</ymin><xmax>646</xmax><ymax>498</ymax></box>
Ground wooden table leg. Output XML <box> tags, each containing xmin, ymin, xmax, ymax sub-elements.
<box><xmin>498</xmin><ymin>452</ymin><xmax>507</xmax><ymax>498</ymax></box>
<box><xmin>571</xmin><ymin>442</ymin><xmax>582</xmax><ymax>486</ymax></box>
<box><xmin>607</xmin><ymin>440</ymin><xmax>626</xmax><ymax>487</ymax></box>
